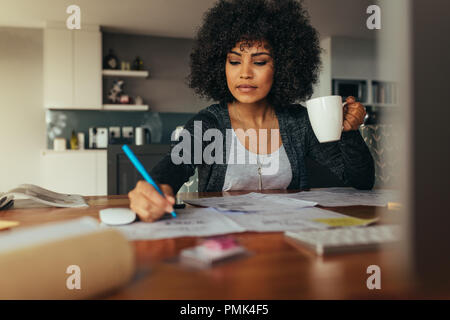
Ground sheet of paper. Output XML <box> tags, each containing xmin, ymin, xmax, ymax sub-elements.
<box><xmin>11</xmin><ymin>199</ymin><xmax>53</xmax><ymax>209</ymax></box>
<box><xmin>216</xmin><ymin>207</ymin><xmax>348</xmax><ymax>232</ymax></box>
<box><xmin>107</xmin><ymin>205</ymin><xmax>375</xmax><ymax>240</ymax></box>
<box><xmin>5</xmin><ymin>184</ymin><xmax>88</xmax><ymax>208</ymax></box>
<box><xmin>184</xmin><ymin>192</ymin><xmax>317</xmax><ymax>213</ymax></box>
<box><xmin>109</xmin><ymin>208</ymin><xmax>246</xmax><ymax>241</ymax></box>
<box><xmin>277</xmin><ymin>188</ymin><xmax>399</xmax><ymax>207</ymax></box>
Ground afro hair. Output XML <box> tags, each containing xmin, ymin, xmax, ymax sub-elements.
<box><xmin>188</xmin><ymin>0</ymin><xmax>322</xmax><ymax>107</ymax></box>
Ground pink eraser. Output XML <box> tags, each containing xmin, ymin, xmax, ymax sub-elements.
<box><xmin>202</xmin><ymin>237</ymin><xmax>238</xmax><ymax>251</ymax></box>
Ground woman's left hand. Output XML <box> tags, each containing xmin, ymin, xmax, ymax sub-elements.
<box><xmin>343</xmin><ymin>96</ymin><xmax>366</xmax><ymax>131</ymax></box>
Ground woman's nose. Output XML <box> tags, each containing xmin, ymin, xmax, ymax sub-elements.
<box><xmin>240</xmin><ymin>62</ymin><xmax>253</xmax><ymax>79</ymax></box>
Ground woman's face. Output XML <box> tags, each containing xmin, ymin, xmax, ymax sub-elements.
<box><xmin>225</xmin><ymin>40</ymin><xmax>274</xmax><ymax>104</ymax></box>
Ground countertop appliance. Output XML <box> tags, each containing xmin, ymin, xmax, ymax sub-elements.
<box><xmin>89</xmin><ymin>127</ymin><xmax>108</xmax><ymax>149</ymax></box>
<box><xmin>135</xmin><ymin>127</ymin><xmax>151</xmax><ymax>145</ymax></box>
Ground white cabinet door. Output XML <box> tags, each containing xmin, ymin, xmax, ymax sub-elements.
<box><xmin>43</xmin><ymin>28</ymin><xmax>73</xmax><ymax>108</ymax></box>
<box><xmin>74</xmin><ymin>31</ymin><xmax>102</xmax><ymax>109</ymax></box>
<box><xmin>43</xmin><ymin>24</ymin><xmax>101</xmax><ymax>110</ymax></box>
<box><xmin>40</xmin><ymin>151</ymin><xmax>107</xmax><ymax>196</ymax></box>
<box><xmin>95</xmin><ymin>150</ymin><xmax>107</xmax><ymax>196</ymax></box>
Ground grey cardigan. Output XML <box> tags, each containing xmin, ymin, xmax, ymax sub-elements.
<box><xmin>150</xmin><ymin>102</ymin><xmax>375</xmax><ymax>194</ymax></box>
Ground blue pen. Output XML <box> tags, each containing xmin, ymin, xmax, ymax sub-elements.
<box><xmin>122</xmin><ymin>144</ymin><xmax>176</xmax><ymax>218</ymax></box>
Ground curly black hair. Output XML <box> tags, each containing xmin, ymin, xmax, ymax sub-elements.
<box><xmin>188</xmin><ymin>0</ymin><xmax>322</xmax><ymax>107</ymax></box>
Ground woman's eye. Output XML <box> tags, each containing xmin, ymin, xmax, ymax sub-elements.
<box><xmin>228</xmin><ymin>60</ymin><xmax>268</xmax><ymax>66</ymax></box>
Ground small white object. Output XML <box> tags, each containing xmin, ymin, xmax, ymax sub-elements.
<box><xmin>109</xmin><ymin>127</ymin><xmax>121</xmax><ymax>140</ymax></box>
<box><xmin>122</xmin><ymin>126</ymin><xmax>134</xmax><ymax>139</ymax></box>
<box><xmin>135</xmin><ymin>127</ymin><xmax>151</xmax><ymax>145</ymax></box>
<box><xmin>135</xmin><ymin>127</ymin><xmax>144</xmax><ymax>145</ymax></box>
<box><xmin>89</xmin><ymin>127</ymin><xmax>108</xmax><ymax>149</ymax></box>
<box><xmin>53</xmin><ymin>138</ymin><xmax>67</xmax><ymax>151</ymax></box>
<box><xmin>95</xmin><ymin>127</ymin><xmax>109</xmax><ymax>148</ymax></box>
<box><xmin>99</xmin><ymin>208</ymin><xmax>136</xmax><ymax>225</ymax></box>
<box><xmin>77</xmin><ymin>132</ymin><xmax>85</xmax><ymax>150</ymax></box>
<box><xmin>135</xmin><ymin>96</ymin><xmax>144</xmax><ymax>105</ymax></box>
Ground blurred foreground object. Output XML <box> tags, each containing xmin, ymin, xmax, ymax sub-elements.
<box><xmin>0</xmin><ymin>217</ymin><xmax>135</xmax><ymax>299</ymax></box>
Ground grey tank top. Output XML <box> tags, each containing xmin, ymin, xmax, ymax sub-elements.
<box><xmin>222</xmin><ymin>129</ymin><xmax>293</xmax><ymax>191</ymax></box>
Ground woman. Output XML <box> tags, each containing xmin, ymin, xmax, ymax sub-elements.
<box><xmin>128</xmin><ymin>0</ymin><xmax>374</xmax><ymax>222</ymax></box>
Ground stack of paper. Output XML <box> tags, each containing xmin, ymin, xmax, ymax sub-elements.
<box><xmin>110</xmin><ymin>207</ymin><xmax>358</xmax><ymax>241</ymax></box>
<box><xmin>277</xmin><ymin>188</ymin><xmax>399</xmax><ymax>207</ymax></box>
<box><xmin>108</xmin><ymin>188</ymin><xmax>397</xmax><ymax>241</ymax></box>
<box><xmin>108</xmin><ymin>208</ymin><xmax>245</xmax><ymax>240</ymax></box>
<box><xmin>0</xmin><ymin>184</ymin><xmax>88</xmax><ymax>209</ymax></box>
<box><xmin>184</xmin><ymin>192</ymin><xmax>317</xmax><ymax>214</ymax></box>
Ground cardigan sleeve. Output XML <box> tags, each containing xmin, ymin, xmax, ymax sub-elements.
<box><xmin>149</xmin><ymin>108</ymin><xmax>219</xmax><ymax>194</ymax></box>
<box><xmin>304</xmin><ymin>110</ymin><xmax>375</xmax><ymax>190</ymax></box>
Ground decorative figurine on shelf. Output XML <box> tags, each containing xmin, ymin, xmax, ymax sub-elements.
<box><xmin>103</xmin><ymin>49</ymin><xmax>119</xmax><ymax>70</ymax></box>
<box><xmin>134</xmin><ymin>96</ymin><xmax>144</xmax><ymax>105</ymax></box>
<box><xmin>108</xmin><ymin>80</ymin><xmax>124</xmax><ymax>103</ymax></box>
<box><xmin>132</xmin><ymin>56</ymin><xmax>144</xmax><ymax>71</ymax></box>
<box><xmin>121</xmin><ymin>61</ymin><xmax>131</xmax><ymax>71</ymax></box>
<box><xmin>119</xmin><ymin>95</ymin><xmax>131</xmax><ymax>104</ymax></box>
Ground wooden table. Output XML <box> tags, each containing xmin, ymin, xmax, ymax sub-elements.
<box><xmin>0</xmin><ymin>190</ymin><xmax>445</xmax><ymax>299</ymax></box>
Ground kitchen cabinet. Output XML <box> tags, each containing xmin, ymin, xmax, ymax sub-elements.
<box><xmin>43</xmin><ymin>23</ymin><xmax>102</xmax><ymax>109</ymax></box>
<box><xmin>40</xmin><ymin>150</ymin><xmax>107</xmax><ymax>196</ymax></box>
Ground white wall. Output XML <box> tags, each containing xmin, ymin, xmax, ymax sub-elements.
<box><xmin>312</xmin><ymin>36</ymin><xmax>376</xmax><ymax>100</ymax></box>
<box><xmin>0</xmin><ymin>27</ymin><xmax>46</xmax><ymax>191</ymax></box>
<box><xmin>311</xmin><ymin>37</ymin><xmax>332</xmax><ymax>99</ymax></box>
<box><xmin>331</xmin><ymin>36</ymin><xmax>376</xmax><ymax>80</ymax></box>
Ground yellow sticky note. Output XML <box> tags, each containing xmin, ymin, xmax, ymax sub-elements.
<box><xmin>313</xmin><ymin>217</ymin><xmax>379</xmax><ymax>227</ymax></box>
<box><xmin>388</xmin><ymin>202</ymin><xmax>402</xmax><ymax>210</ymax></box>
<box><xmin>0</xmin><ymin>220</ymin><xmax>20</xmax><ymax>231</ymax></box>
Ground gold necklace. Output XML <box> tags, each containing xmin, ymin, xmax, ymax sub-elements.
<box><xmin>233</xmin><ymin>104</ymin><xmax>277</xmax><ymax>191</ymax></box>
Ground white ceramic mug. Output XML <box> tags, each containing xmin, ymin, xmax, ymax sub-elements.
<box><xmin>305</xmin><ymin>95</ymin><xmax>344</xmax><ymax>143</ymax></box>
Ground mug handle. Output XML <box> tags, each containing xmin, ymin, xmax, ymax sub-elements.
<box><xmin>342</xmin><ymin>100</ymin><xmax>348</xmax><ymax>131</ymax></box>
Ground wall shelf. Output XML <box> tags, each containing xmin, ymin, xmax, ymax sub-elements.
<box><xmin>42</xmin><ymin>149</ymin><xmax>107</xmax><ymax>155</ymax></box>
<box><xmin>102</xmin><ymin>69</ymin><xmax>149</xmax><ymax>78</ymax></box>
<box><xmin>368</xmin><ymin>103</ymin><xmax>398</xmax><ymax>108</ymax></box>
<box><xmin>102</xmin><ymin>104</ymin><xmax>148</xmax><ymax>111</ymax></box>
<box><xmin>332</xmin><ymin>78</ymin><xmax>398</xmax><ymax>108</ymax></box>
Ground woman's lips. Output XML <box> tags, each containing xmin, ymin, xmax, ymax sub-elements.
<box><xmin>237</xmin><ymin>85</ymin><xmax>257</xmax><ymax>93</ymax></box>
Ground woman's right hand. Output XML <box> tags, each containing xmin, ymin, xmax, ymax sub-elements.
<box><xmin>128</xmin><ymin>181</ymin><xmax>175</xmax><ymax>222</ymax></box>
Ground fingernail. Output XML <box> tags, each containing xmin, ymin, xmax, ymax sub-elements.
<box><xmin>166</xmin><ymin>205</ymin><xmax>173</xmax><ymax>213</ymax></box>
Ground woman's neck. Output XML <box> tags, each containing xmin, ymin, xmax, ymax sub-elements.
<box><xmin>230</xmin><ymin>100</ymin><xmax>275</xmax><ymax>128</ymax></box>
